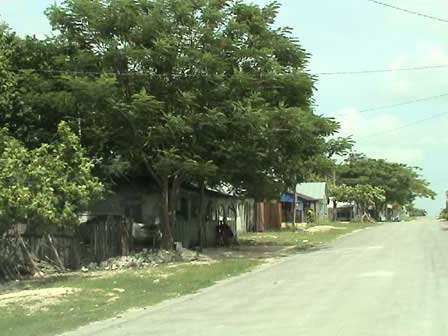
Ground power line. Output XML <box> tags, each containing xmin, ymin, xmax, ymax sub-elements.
<box><xmin>9</xmin><ymin>64</ymin><xmax>448</xmax><ymax>78</ymax></box>
<box><xmin>314</xmin><ymin>64</ymin><xmax>448</xmax><ymax>76</ymax></box>
<box><xmin>330</xmin><ymin>93</ymin><xmax>448</xmax><ymax>118</ymax></box>
<box><xmin>355</xmin><ymin>110</ymin><xmax>447</xmax><ymax>142</ymax></box>
<box><xmin>366</xmin><ymin>0</ymin><xmax>448</xmax><ymax>23</ymax></box>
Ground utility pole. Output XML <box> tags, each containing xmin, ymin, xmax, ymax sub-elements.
<box><xmin>292</xmin><ymin>183</ymin><xmax>297</xmax><ymax>230</ymax></box>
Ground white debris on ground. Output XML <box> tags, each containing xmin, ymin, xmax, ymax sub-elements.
<box><xmin>305</xmin><ymin>225</ymin><xmax>347</xmax><ymax>233</ymax></box>
<box><xmin>0</xmin><ymin>287</ymin><xmax>80</xmax><ymax>311</ymax></box>
<box><xmin>85</xmin><ymin>248</ymin><xmax>211</xmax><ymax>272</ymax></box>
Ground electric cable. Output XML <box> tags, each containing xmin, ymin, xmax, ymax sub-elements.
<box><xmin>355</xmin><ymin>110</ymin><xmax>448</xmax><ymax>142</ymax></box>
<box><xmin>329</xmin><ymin>93</ymin><xmax>448</xmax><ymax>118</ymax></box>
<box><xmin>366</xmin><ymin>0</ymin><xmax>448</xmax><ymax>23</ymax></box>
<box><xmin>8</xmin><ymin>64</ymin><xmax>448</xmax><ymax>78</ymax></box>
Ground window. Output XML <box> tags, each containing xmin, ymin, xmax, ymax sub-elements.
<box><xmin>206</xmin><ymin>202</ymin><xmax>217</xmax><ymax>221</ymax></box>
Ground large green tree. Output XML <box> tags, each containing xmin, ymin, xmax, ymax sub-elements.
<box><xmin>0</xmin><ymin>122</ymin><xmax>104</xmax><ymax>275</ymax></box>
<box><xmin>35</xmin><ymin>0</ymin><xmax>337</xmax><ymax>247</ymax></box>
<box><xmin>0</xmin><ymin>122</ymin><xmax>104</xmax><ymax>233</ymax></box>
<box><xmin>329</xmin><ymin>183</ymin><xmax>385</xmax><ymax>221</ymax></box>
<box><xmin>336</xmin><ymin>153</ymin><xmax>436</xmax><ymax>207</ymax></box>
<box><xmin>0</xmin><ymin>23</ymin><xmax>18</xmax><ymax>117</ymax></box>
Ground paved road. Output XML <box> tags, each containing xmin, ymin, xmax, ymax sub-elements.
<box><xmin>62</xmin><ymin>218</ymin><xmax>448</xmax><ymax>336</ymax></box>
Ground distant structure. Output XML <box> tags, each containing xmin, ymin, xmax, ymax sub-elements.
<box><xmin>446</xmin><ymin>190</ymin><xmax>448</xmax><ymax>212</ymax></box>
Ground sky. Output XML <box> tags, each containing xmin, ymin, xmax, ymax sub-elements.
<box><xmin>0</xmin><ymin>0</ymin><xmax>447</xmax><ymax>215</ymax></box>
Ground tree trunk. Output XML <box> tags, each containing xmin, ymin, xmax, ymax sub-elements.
<box><xmin>160</xmin><ymin>178</ymin><xmax>174</xmax><ymax>250</ymax></box>
<box><xmin>198</xmin><ymin>181</ymin><xmax>206</xmax><ymax>250</ymax></box>
<box><xmin>16</xmin><ymin>231</ymin><xmax>40</xmax><ymax>275</ymax></box>
<box><xmin>69</xmin><ymin>236</ymin><xmax>81</xmax><ymax>270</ymax></box>
<box><xmin>333</xmin><ymin>201</ymin><xmax>338</xmax><ymax>222</ymax></box>
<box><xmin>119</xmin><ymin>217</ymin><xmax>131</xmax><ymax>255</ymax></box>
<box><xmin>292</xmin><ymin>190</ymin><xmax>297</xmax><ymax>230</ymax></box>
<box><xmin>46</xmin><ymin>234</ymin><xmax>65</xmax><ymax>270</ymax></box>
<box><xmin>168</xmin><ymin>174</ymin><xmax>181</xmax><ymax>248</ymax></box>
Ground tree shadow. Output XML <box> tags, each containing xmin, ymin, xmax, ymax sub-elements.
<box><xmin>293</xmin><ymin>244</ymin><xmax>332</xmax><ymax>254</ymax></box>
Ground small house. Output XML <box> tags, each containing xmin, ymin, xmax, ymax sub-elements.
<box><xmin>87</xmin><ymin>178</ymin><xmax>254</xmax><ymax>249</ymax></box>
<box><xmin>295</xmin><ymin>182</ymin><xmax>329</xmax><ymax>221</ymax></box>
<box><xmin>280</xmin><ymin>192</ymin><xmax>319</xmax><ymax>223</ymax></box>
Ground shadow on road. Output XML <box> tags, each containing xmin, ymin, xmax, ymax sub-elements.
<box><xmin>294</xmin><ymin>245</ymin><xmax>332</xmax><ymax>254</ymax></box>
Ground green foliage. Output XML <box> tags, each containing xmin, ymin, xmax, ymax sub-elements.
<box><xmin>41</xmin><ymin>0</ymin><xmax>336</xmax><ymax>193</ymax></box>
<box><xmin>439</xmin><ymin>209</ymin><xmax>447</xmax><ymax>220</ymax></box>
<box><xmin>325</xmin><ymin>136</ymin><xmax>355</xmax><ymax>159</ymax></box>
<box><xmin>304</xmin><ymin>135</ymin><xmax>354</xmax><ymax>183</ymax></box>
<box><xmin>0</xmin><ymin>24</ymin><xmax>18</xmax><ymax>115</ymax></box>
<box><xmin>329</xmin><ymin>183</ymin><xmax>385</xmax><ymax>213</ymax></box>
<box><xmin>406</xmin><ymin>204</ymin><xmax>427</xmax><ymax>217</ymax></box>
<box><xmin>336</xmin><ymin>153</ymin><xmax>436</xmax><ymax>206</ymax></box>
<box><xmin>21</xmin><ymin>0</ymin><xmax>340</xmax><ymax>245</ymax></box>
<box><xmin>329</xmin><ymin>183</ymin><xmax>354</xmax><ymax>203</ymax></box>
<box><xmin>0</xmin><ymin>123</ymin><xmax>104</xmax><ymax>233</ymax></box>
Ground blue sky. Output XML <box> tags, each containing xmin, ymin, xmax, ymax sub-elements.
<box><xmin>1</xmin><ymin>0</ymin><xmax>447</xmax><ymax>215</ymax></box>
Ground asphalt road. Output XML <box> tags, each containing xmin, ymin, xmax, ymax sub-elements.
<box><xmin>61</xmin><ymin>217</ymin><xmax>448</xmax><ymax>336</ymax></box>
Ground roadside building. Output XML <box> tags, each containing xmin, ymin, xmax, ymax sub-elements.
<box><xmin>280</xmin><ymin>192</ymin><xmax>319</xmax><ymax>223</ymax></box>
<box><xmin>446</xmin><ymin>190</ymin><xmax>448</xmax><ymax>212</ymax></box>
<box><xmin>328</xmin><ymin>200</ymin><xmax>359</xmax><ymax>221</ymax></box>
<box><xmin>295</xmin><ymin>182</ymin><xmax>329</xmax><ymax>221</ymax></box>
<box><xmin>87</xmin><ymin>177</ymin><xmax>254</xmax><ymax>249</ymax></box>
<box><xmin>279</xmin><ymin>182</ymin><xmax>329</xmax><ymax>224</ymax></box>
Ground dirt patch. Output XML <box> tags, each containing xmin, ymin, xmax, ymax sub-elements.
<box><xmin>0</xmin><ymin>287</ymin><xmax>80</xmax><ymax>312</ymax></box>
<box><xmin>306</xmin><ymin>225</ymin><xmax>347</xmax><ymax>233</ymax></box>
<box><xmin>201</xmin><ymin>245</ymin><xmax>292</xmax><ymax>261</ymax></box>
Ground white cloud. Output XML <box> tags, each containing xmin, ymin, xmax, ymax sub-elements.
<box><xmin>378</xmin><ymin>44</ymin><xmax>448</xmax><ymax>100</ymax></box>
<box><xmin>389</xmin><ymin>56</ymin><xmax>406</xmax><ymax>71</ymax></box>
<box><xmin>334</xmin><ymin>107</ymin><xmax>447</xmax><ymax>166</ymax></box>
<box><xmin>364</xmin><ymin>146</ymin><xmax>425</xmax><ymax>164</ymax></box>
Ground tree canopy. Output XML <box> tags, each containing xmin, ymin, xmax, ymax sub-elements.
<box><xmin>336</xmin><ymin>153</ymin><xmax>436</xmax><ymax>206</ymax></box>
<box><xmin>0</xmin><ymin>122</ymin><xmax>104</xmax><ymax>235</ymax></box>
<box><xmin>27</xmin><ymin>0</ymin><xmax>337</xmax><ymax>246</ymax></box>
<box><xmin>1</xmin><ymin>0</ymin><xmax>434</xmax><ymax>248</ymax></box>
<box><xmin>329</xmin><ymin>183</ymin><xmax>385</xmax><ymax>216</ymax></box>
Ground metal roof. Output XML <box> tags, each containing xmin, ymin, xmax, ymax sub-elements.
<box><xmin>295</xmin><ymin>182</ymin><xmax>327</xmax><ymax>200</ymax></box>
<box><xmin>280</xmin><ymin>192</ymin><xmax>318</xmax><ymax>203</ymax></box>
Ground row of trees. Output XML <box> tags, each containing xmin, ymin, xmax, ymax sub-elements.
<box><xmin>327</xmin><ymin>153</ymin><xmax>436</xmax><ymax>220</ymax></box>
<box><xmin>1</xmin><ymin>0</ymin><xmax>340</xmax><ymax>250</ymax></box>
<box><xmin>0</xmin><ymin>0</ymin><xmax>436</xmax><ymax>260</ymax></box>
<box><xmin>329</xmin><ymin>183</ymin><xmax>385</xmax><ymax>220</ymax></box>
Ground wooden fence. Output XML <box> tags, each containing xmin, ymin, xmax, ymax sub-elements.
<box><xmin>2</xmin><ymin>215</ymin><xmax>133</xmax><ymax>273</ymax></box>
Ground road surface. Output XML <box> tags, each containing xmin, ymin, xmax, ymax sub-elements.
<box><xmin>61</xmin><ymin>217</ymin><xmax>448</xmax><ymax>336</ymax></box>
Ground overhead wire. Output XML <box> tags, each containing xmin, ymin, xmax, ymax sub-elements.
<box><xmin>366</xmin><ymin>0</ymin><xmax>448</xmax><ymax>23</ymax></box>
<box><xmin>354</xmin><ymin>111</ymin><xmax>448</xmax><ymax>143</ymax></box>
<box><xmin>8</xmin><ymin>63</ymin><xmax>448</xmax><ymax>78</ymax></box>
<box><xmin>329</xmin><ymin>93</ymin><xmax>448</xmax><ymax>118</ymax></box>
<box><xmin>314</xmin><ymin>64</ymin><xmax>448</xmax><ymax>76</ymax></box>
<box><xmin>342</xmin><ymin>1</ymin><xmax>448</xmax><ymax>144</ymax></box>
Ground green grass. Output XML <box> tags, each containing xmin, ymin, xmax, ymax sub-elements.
<box><xmin>1</xmin><ymin>259</ymin><xmax>261</xmax><ymax>336</ymax></box>
<box><xmin>239</xmin><ymin>221</ymin><xmax>379</xmax><ymax>249</ymax></box>
<box><xmin>1</xmin><ymin>221</ymin><xmax>379</xmax><ymax>336</ymax></box>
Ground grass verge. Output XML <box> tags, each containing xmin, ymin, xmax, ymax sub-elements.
<box><xmin>238</xmin><ymin>221</ymin><xmax>379</xmax><ymax>249</ymax></box>
<box><xmin>1</xmin><ymin>259</ymin><xmax>261</xmax><ymax>336</ymax></box>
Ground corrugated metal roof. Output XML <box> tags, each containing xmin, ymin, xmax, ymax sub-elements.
<box><xmin>295</xmin><ymin>182</ymin><xmax>327</xmax><ymax>200</ymax></box>
<box><xmin>280</xmin><ymin>192</ymin><xmax>317</xmax><ymax>202</ymax></box>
